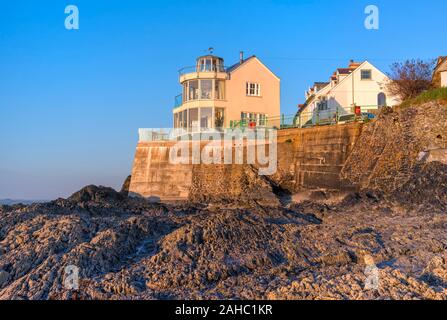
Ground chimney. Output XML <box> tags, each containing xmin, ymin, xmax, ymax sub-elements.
<box><xmin>240</xmin><ymin>51</ymin><xmax>244</xmax><ymax>64</ymax></box>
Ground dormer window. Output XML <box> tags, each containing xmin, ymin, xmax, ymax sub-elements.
<box><xmin>246</xmin><ymin>82</ymin><xmax>261</xmax><ymax>96</ymax></box>
<box><xmin>361</xmin><ymin>69</ymin><xmax>372</xmax><ymax>80</ymax></box>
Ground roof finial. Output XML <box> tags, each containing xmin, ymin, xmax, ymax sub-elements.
<box><xmin>208</xmin><ymin>47</ymin><xmax>214</xmax><ymax>54</ymax></box>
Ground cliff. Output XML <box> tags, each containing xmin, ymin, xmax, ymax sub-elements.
<box><xmin>341</xmin><ymin>101</ymin><xmax>447</xmax><ymax>203</ymax></box>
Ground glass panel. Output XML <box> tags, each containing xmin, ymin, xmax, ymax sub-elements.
<box><xmin>249</xmin><ymin>113</ymin><xmax>257</xmax><ymax>122</ymax></box>
<box><xmin>205</xmin><ymin>59</ymin><xmax>212</xmax><ymax>71</ymax></box>
<box><xmin>215</xmin><ymin>108</ymin><xmax>225</xmax><ymax>128</ymax></box>
<box><xmin>214</xmin><ymin>80</ymin><xmax>225</xmax><ymax>100</ymax></box>
<box><xmin>183</xmin><ymin>83</ymin><xmax>187</xmax><ymax>101</ymax></box>
<box><xmin>174</xmin><ymin>113</ymin><xmax>179</xmax><ymax>128</ymax></box>
<box><xmin>189</xmin><ymin>108</ymin><xmax>199</xmax><ymax>132</ymax></box>
<box><xmin>182</xmin><ymin>110</ymin><xmax>188</xmax><ymax>129</ymax></box>
<box><xmin>361</xmin><ymin>70</ymin><xmax>372</xmax><ymax>80</ymax></box>
<box><xmin>200</xmin><ymin>79</ymin><xmax>212</xmax><ymax>99</ymax></box>
<box><xmin>188</xmin><ymin>80</ymin><xmax>198</xmax><ymax>100</ymax></box>
<box><xmin>251</xmin><ymin>84</ymin><xmax>256</xmax><ymax>95</ymax></box>
<box><xmin>217</xmin><ymin>59</ymin><xmax>224</xmax><ymax>72</ymax></box>
<box><xmin>199</xmin><ymin>59</ymin><xmax>205</xmax><ymax>72</ymax></box>
<box><xmin>200</xmin><ymin>107</ymin><xmax>213</xmax><ymax>130</ymax></box>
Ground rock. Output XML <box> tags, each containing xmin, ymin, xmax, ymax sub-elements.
<box><xmin>120</xmin><ymin>175</ymin><xmax>132</xmax><ymax>196</ymax></box>
<box><xmin>341</xmin><ymin>101</ymin><xmax>447</xmax><ymax>193</ymax></box>
<box><xmin>68</xmin><ymin>185</ymin><xmax>125</xmax><ymax>204</ymax></box>
<box><xmin>0</xmin><ymin>102</ymin><xmax>446</xmax><ymax>300</ymax></box>
<box><xmin>0</xmin><ymin>270</ymin><xmax>9</xmax><ymax>287</ymax></box>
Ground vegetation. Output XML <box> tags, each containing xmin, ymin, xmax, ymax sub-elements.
<box><xmin>400</xmin><ymin>87</ymin><xmax>447</xmax><ymax>108</ymax></box>
<box><xmin>386</xmin><ymin>59</ymin><xmax>435</xmax><ymax>101</ymax></box>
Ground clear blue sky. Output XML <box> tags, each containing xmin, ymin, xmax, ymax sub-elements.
<box><xmin>1</xmin><ymin>0</ymin><xmax>446</xmax><ymax>199</ymax></box>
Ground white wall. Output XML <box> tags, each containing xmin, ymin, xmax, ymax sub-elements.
<box><xmin>441</xmin><ymin>71</ymin><xmax>447</xmax><ymax>88</ymax></box>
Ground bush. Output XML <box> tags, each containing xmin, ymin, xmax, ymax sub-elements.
<box><xmin>386</xmin><ymin>59</ymin><xmax>436</xmax><ymax>101</ymax></box>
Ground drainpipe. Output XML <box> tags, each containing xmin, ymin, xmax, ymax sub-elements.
<box><xmin>352</xmin><ymin>68</ymin><xmax>355</xmax><ymax>111</ymax></box>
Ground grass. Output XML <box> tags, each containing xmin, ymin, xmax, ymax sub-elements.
<box><xmin>400</xmin><ymin>87</ymin><xmax>447</xmax><ymax>108</ymax></box>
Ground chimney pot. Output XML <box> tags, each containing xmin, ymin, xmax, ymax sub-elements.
<box><xmin>240</xmin><ymin>51</ymin><xmax>244</xmax><ymax>63</ymax></box>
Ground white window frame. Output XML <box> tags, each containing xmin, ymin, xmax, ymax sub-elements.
<box><xmin>246</xmin><ymin>82</ymin><xmax>261</xmax><ymax>96</ymax></box>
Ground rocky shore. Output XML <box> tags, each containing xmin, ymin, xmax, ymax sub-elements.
<box><xmin>0</xmin><ymin>101</ymin><xmax>446</xmax><ymax>300</ymax></box>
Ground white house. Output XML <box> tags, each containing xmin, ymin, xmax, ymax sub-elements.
<box><xmin>433</xmin><ymin>56</ymin><xmax>447</xmax><ymax>88</ymax></box>
<box><xmin>300</xmin><ymin>60</ymin><xmax>400</xmax><ymax>124</ymax></box>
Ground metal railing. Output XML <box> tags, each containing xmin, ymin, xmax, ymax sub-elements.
<box><xmin>178</xmin><ymin>65</ymin><xmax>228</xmax><ymax>76</ymax></box>
<box><xmin>174</xmin><ymin>94</ymin><xmax>183</xmax><ymax>109</ymax></box>
<box><xmin>229</xmin><ymin>105</ymin><xmax>381</xmax><ymax>130</ymax></box>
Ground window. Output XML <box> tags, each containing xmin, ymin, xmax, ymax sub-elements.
<box><xmin>317</xmin><ymin>99</ymin><xmax>328</xmax><ymax>111</ymax></box>
<box><xmin>181</xmin><ymin>110</ymin><xmax>188</xmax><ymax>129</ymax></box>
<box><xmin>246</xmin><ymin>82</ymin><xmax>261</xmax><ymax>96</ymax></box>
<box><xmin>215</xmin><ymin>108</ymin><xmax>225</xmax><ymax>128</ymax></box>
<box><xmin>241</xmin><ymin>112</ymin><xmax>266</xmax><ymax>126</ymax></box>
<box><xmin>188</xmin><ymin>108</ymin><xmax>199</xmax><ymax>131</ymax></box>
<box><xmin>188</xmin><ymin>80</ymin><xmax>199</xmax><ymax>100</ymax></box>
<box><xmin>361</xmin><ymin>70</ymin><xmax>372</xmax><ymax>80</ymax></box>
<box><xmin>200</xmin><ymin>107</ymin><xmax>212</xmax><ymax>129</ymax></box>
<box><xmin>200</xmin><ymin>80</ymin><xmax>212</xmax><ymax>99</ymax></box>
<box><xmin>214</xmin><ymin>80</ymin><xmax>225</xmax><ymax>100</ymax></box>
<box><xmin>174</xmin><ymin>113</ymin><xmax>179</xmax><ymax>128</ymax></box>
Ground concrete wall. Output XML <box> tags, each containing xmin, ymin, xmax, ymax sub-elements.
<box><xmin>273</xmin><ymin>122</ymin><xmax>363</xmax><ymax>192</ymax></box>
<box><xmin>129</xmin><ymin>141</ymin><xmax>193</xmax><ymax>201</ymax></box>
<box><xmin>129</xmin><ymin>122</ymin><xmax>364</xmax><ymax>201</ymax></box>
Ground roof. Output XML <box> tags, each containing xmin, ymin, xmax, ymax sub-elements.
<box><xmin>314</xmin><ymin>82</ymin><xmax>329</xmax><ymax>90</ymax></box>
<box><xmin>225</xmin><ymin>55</ymin><xmax>280</xmax><ymax>81</ymax></box>
<box><xmin>225</xmin><ymin>55</ymin><xmax>256</xmax><ymax>73</ymax></box>
<box><xmin>434</xmin><ymin>56</ymin><xmax>447</xmax><ymax>72</ymax></box>
<box><xmin>337</xmin><ymin>68</ymin><xmax>352</xmax><ymax>75</ymax></box>
<box><xmin>196</xmin><ymin>54</ymin><xmax>224</xmax><ymax>61</ymax></box>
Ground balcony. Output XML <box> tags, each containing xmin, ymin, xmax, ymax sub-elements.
<box><xmin>174</xmin><ymin>94</ymin><xmax>182</xmax><ymax>109</ymax></box>
<box><xmin>178</xmin><ymin>65</ymin><xmax>226</xmax><ymax>76</ymax></box>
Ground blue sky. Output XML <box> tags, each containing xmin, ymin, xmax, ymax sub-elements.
<box><xmin>1</xmin><ymin>0</ymin><xmax>446</xmax><ymax>199</ymax></box>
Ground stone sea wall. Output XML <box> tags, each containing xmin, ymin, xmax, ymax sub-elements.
<box><xmin>129</xmin><ymin>122</ymin><xmax>364</xmax><ymax>202</ymax></box>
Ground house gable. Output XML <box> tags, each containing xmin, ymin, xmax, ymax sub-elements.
<box><xmin>228</xmin><ymin>56</ymin><xmax>280</xmax><ymax>81</ymax></box>
<box><xmin>300</xmin><ymin>60</ymin><xmax>395</xmax><ymax>115</ymax></box>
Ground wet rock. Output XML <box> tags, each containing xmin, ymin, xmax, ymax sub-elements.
<box><xmin>0</xmin><ymin>271</ymin><xmax>9</xmax><ymax>287</ymax></box>
<box><xmin>68</xmin><ymin>185</ymin><xmax>125</xmax><ymax>204</ymax></box>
